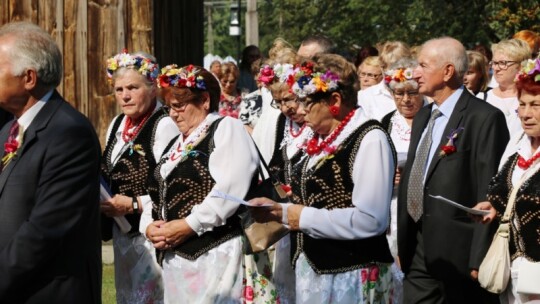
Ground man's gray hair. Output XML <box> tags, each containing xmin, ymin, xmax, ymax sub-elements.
<box><xmin>424</xmin><ymin>37</ymin><xmax>468</xmax><ymax>82</ymax></box>
<box><xmin>0</xmin><ymin>22</ymin><xmax>63</xmax><ymax>88</ymax></box>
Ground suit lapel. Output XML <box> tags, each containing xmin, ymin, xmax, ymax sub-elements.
<box><xmin>425</xmin><ymin>91</ymin><xmax>469</xmax><ymax>181</ymax></box>
<box><xmin>0</xmin><ymin>93</ymin><xmax>64</xmax><ymax>195</ymax></box>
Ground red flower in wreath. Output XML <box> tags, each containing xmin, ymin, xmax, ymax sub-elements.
<box><xmin>439</xmin><ymin>127</ymin><xmax>463</xmax><ymax>157</ymax></box>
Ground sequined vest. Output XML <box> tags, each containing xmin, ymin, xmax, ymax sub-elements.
<box><xmin>487</xmin><ymin>153</ymin><xmax>540</xmax><ymax>262</ymax></box>
<box><xmin>148</xmin><ymin>118</ymin><xmax>244</xmax><ymax>263</ymax></box>
<box><xmin>290</xmin><ymin>120</ymin><xmax>395</xmax><ymax>274</ymax></box>
<box><xmin>101</xmin><ymin>108</ymin><xmax>169</xmax><ymax>239</ymax></box>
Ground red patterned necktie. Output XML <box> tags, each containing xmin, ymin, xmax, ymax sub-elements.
<box><xmin>2</xmin><ymin>120</ymin><xmax>20</xmax><ymax>170</ymax></box>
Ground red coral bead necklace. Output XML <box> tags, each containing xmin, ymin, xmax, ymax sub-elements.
<box><xmin>517</xmin><ymin>152</ymin><xmax>540</xmax><ymax>170</ymax></box>
<box><xmin>305</xmin><ymin>108</ymin><xmax>356</xmax><ymax>156</ymax></box>
<box><xmin>122</xmin><ymin>107</ymin><xmax>153</xmax><ymax>143</ymax></box>
<box><xmin>289</xmin><ymin>120</ymin><xmax>307</xmax><ymax>138</ymax></box>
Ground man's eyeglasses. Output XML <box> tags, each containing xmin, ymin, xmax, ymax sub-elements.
<box><xmin>359</xmin><ymin>72</ymin><xmax>382</xmax><ymax>79</ymax></box>
<box><xmin>270</xmin><ymin>97</ymin><xmax>298</xmax><ymax>109</ymax></box>
<box><xmin>393</xmin><ymin>90</ymin><xmax>420</xmax><ymax>99</ymax></box>
<box><xmin>489</xmin><ymin>60</ymin><xmax>518</xmax><ymax>70</ymax></box>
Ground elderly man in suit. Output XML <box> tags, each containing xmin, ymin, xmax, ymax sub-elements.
<box><xmin>397</xmin><ymin>37</ymin><xmax>509</xmax><ymax>303</ymax></box>
<box><xmin>0</xmin><ymin>22</ymin><xmax>101</xmax><ymax>303</ymax></box>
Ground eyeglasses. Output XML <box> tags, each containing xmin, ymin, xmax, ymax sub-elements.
<box><xmin>163</xmin><ymin>101</ymin><xmax>189</xmax><ymax>112</ymax></box>
<box><xmin>393</xmin><ymin>90</ymin><xmax>420</xmax><ymax>99</ymax></box>
<box><xmin>359</xmin><ymin>72</ymin><xmax>382</xmax><ymax>79</ymax></box>
<box><xmin>489</xmin><ymin>60</ymin><xmax>518</xmax><ymax>70</ymax></box>
<box><xmin>270</xmin><ymin>97</ymin><xmax>299</xmax><ymax>109</ymax></box>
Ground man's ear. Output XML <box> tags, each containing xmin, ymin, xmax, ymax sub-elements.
<box><xmin>443</xmin><ymin>64</ymin><xmax>456</xmax><ymax>83</ymax></box>
<box><xmin>22</xmin><ymin>69</ymin><xmax>38</xmax><ymax>90</ymax></box>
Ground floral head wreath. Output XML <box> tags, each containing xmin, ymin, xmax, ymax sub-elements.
<box><xmin>384</xmin><ymin>67</ymin><xmax>414</xmax><ymax>85</ymax></box>
<box><xmin>257</xmin><ymin>63</ymin><xmax>296</xmax><ymax>87</ymax></box>
<box><xmin>515</xmin><ymin>58</ymin><xmax>540</xmax><ymax>83</ymax></box>
<box><xmin>288</xmin><ymin>62</ymin><xmax>340</xmax><ymax>98</ymax></box>
<box><xmin>157</xmin><ymin>64</ymin><xmax>207</xmax><ymax>90</ymax></box>
<box><xmin>106</xmin><ymin>49</ymin><xmax>159</xmax><ymax>83</ymax></box>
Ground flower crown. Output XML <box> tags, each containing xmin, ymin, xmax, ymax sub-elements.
<box><xmin>157</xmin><ymin>64</ymin><xmax>207</xmax><ymax>90</ymax></box>
<box><xmin>257</xmin><ymin>63</ymin><xmax>295</xmax><ymax>87</ymax></box>
<box><xmin>384</xmin><ymin>68</ymin><xmax>414</xmax><ymax>84</ymax></box>
<box><xmin>515</xmin><ymin>58</ymin><xmax>540</xmax><ymax>83</ymax></box>
<box><xmin>289</xmin><ymin>62</ymin><xmax>340</xmax><ymax>98</ymax></box>
<box><xmin>106</xmin><ymin>49</ymin><xmax>159</xmax><ymax>83</ymax></box>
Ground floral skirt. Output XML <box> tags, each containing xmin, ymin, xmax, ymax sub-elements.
<box><xmin>112</xmin><ymin>225</ymin><xmax>164</xmax><ymax>304</ymax></box>
<box><xmin>295</xmin><ymin>253</ymin><xmax>392</xmax><ymax>304</ymax></box>
<box><xmin>162</xmin><ymin>236</ymin><xmax>244</xmax><ymax>304</ymax></box>
<box><xmin>161</xmin><ymin>236</ymin><xmax>279</xmax><ymax>304</ymax></box>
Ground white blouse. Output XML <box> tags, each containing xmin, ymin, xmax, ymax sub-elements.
<box><xmin>297</xmin><ymin>108</ymin><xmax>395</xmax><ymax>240</ymax></box>
<box><xmin>480</xmin><ymin>90</ymin><xmax>523</xmax><ymax>140</ymax></box>
<box><xmin>105</xmin><ymin>102</ymin><xmax>179</xmax><ymax>164</ymax></box>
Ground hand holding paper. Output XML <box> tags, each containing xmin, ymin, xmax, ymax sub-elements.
<box><xmin>429</xmin><ymin>195</ymin><xmax>490</xmax><ymax>216</ymax></box>
<box><xmin>100</xmin><ymin>179</ymin><xmax>132</xmax><ymax>234</ymax></box>
<box><xmin>210</xmin><ymin>189</ymin><xmax>274</xmax><ymax>207</ymax></box>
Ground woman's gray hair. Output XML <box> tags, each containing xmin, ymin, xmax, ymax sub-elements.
<box><xmin>0</xmin><ymin>21</ymin><xmax>63</xmax><ymax>88</ymax></box>
<box><xmin>386</xmin><ymin>57</ymin><xmax>419</xmax><ymax>91</ymax></box>
<box><xmin>111</xmin><ymin>51</ymin><xmax>158</xmax><ymax>87</ymax></box>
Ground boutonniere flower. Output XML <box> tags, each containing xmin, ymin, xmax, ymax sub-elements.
<box><xmin>439</xmin><ymin>127</ymin><xmax>464</xmax><ymax>157</ymax></box>
<box><xmin>2</xmin><ymin>135</ymin><xmax>23</xmax><ymax>167</ymax></box>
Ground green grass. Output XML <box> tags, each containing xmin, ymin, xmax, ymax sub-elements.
<box><xmin>102</xmin><ymin>264</ymin><xmax>116</xmax><ymax>304</ymax></box>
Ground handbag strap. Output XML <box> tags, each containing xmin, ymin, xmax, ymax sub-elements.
<box><xmin>250</xmin><ymin>137</ymin><xmax>276</xmax><ymax>181</ymax></box>
<box><xmin>497</xmin><ymin>166</ymin><xmax>528</xmax><ymax>237</ymax></box>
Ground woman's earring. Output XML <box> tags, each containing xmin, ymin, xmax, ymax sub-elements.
<box><xmin>329</xmin><ymin>105</ymin><xmax>340</xmax><ymax>117</ymax></box>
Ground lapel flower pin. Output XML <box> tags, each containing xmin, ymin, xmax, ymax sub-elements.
<box><xmin>439</xmin><ymin>127</ymin><xmax>464</xmax><ymax>157</ymax></box>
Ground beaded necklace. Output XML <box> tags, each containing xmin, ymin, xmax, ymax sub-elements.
<box><xmin>289</xmin><ymin>120</ymin><xmax>307</xmax><ymax>138</ymax></box>
<box><xmin>168</xmin><ymin>118</ymin><xmax>212</xmax><ymax>162</ymax></box>
<box><xmin>517</xmin><ymin>152</ymin><xmax>540</xmax><ymax>170</ymax></box>
<box><xmin>305</xmin><ymin>109</ymin><xmax>356</xmax><ymax>156</ymax></box>
<box><xmin>121</xmin><ymin>107</ymin><xmax>154</xmax><ymax>144</ymax></box>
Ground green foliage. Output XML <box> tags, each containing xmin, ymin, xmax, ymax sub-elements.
<box><xmin>204</xmin><ymin>0</ymin><xmax>540</xmax><ymax>58</ymax></box>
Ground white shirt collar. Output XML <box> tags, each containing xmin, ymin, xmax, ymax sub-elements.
<box><xmin>17</xmin><ymin>90</ymin><xmax>54</xmax><ymax>131</ymax></box>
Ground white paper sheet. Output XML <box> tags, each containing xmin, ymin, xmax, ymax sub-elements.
<box><xmin>429</xmin><ymin>195</ymin><xmax>490</xmax><ymax>216</ymax></box>
<box><xmin>100</xmin><ymin>183</ymin><xmax>132</xmax><ymax>233</ymax></box>
<box><xmin>210</xmin><ymin>189</ymin><xmax>274</xmax><ymax>207</ymax></box>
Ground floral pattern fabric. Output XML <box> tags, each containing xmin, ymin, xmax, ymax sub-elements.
<box><xmin>243</xmin><ymin>251</ymin><xmax>280</xmax><ymax>304</ymax></box>
<box><xmin>112</xmin><ymin>225</ymin><xmax>164</xmax><ymax>304</ymax></box>
<box><xmin>295</xmin><ymin>253</ymin><xmax>392</xmax><ymax>304</ymax></box>
<box><xmin>161</xmin><ymin>236</ymin><xmax>244</xmax><ymax>304</ymax></box>
<box><xmin>219</xmin><ymin>94</ymin><xmax>242</xmax><ymax>119</ymax></box>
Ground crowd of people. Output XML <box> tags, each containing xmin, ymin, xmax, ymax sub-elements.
<box><xmin>0</xmin><ymin>20</ymin><xmax>539</xmax><ymax>304</ymax></box>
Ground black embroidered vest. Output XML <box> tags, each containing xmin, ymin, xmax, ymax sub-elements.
<box><xmin>147</xmin><ymin>118</ymin><xmax>244</xmax><ymax>263</ymax></box>
<box><xmin>487</xmin><ymin>153</ymin><xmax>540</xmax><ymax>262</ymax></box>
<box><xmin>289</xmin><ymin>120</ymin><xmax>395</xmax><ymax>274</ymax></box>
<box><xmin>101</xmin><ymin>108</ymin><xmax>169</xmax><ymax>239</ymax></box>
<box><xmin>268</xmin><ymin>114</ymin><xmax>287</xmax><ymax>183</ymax></box>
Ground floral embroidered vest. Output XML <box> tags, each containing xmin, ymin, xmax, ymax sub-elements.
<box><xmin>147</xmin><ymin>118</ymin><xmax>247</xmax><ymax>263</ymax></box>
<box><xmin>101</xmin><ymin>108</ymin><xmax>169</xmax><ymax>239</ymax></box>
<box><xmin>289</xmin><ymin>120</ymin><xmax>395</xmax><ymax>274</ymax></box>
<box><xmin>487</xmin><ymin>153</ymin><xmax>540</xmax><ymax>262</ymax></box>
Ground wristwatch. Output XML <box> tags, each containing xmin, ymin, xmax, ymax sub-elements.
<box><xmin>132</xmin><ymin>196</ymin><xmax>139</xmax><ymax>214</ymax></box>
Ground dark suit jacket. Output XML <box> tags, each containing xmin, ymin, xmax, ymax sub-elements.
<box><xmin>0</xmin><ymin>92</ymin><xmax>102</xmax><ymax>304</ymax></box>
<box><xmin>397</xmin><ymin>89</ymin><xmax>509</xmax><ymax>279</ymax></box>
